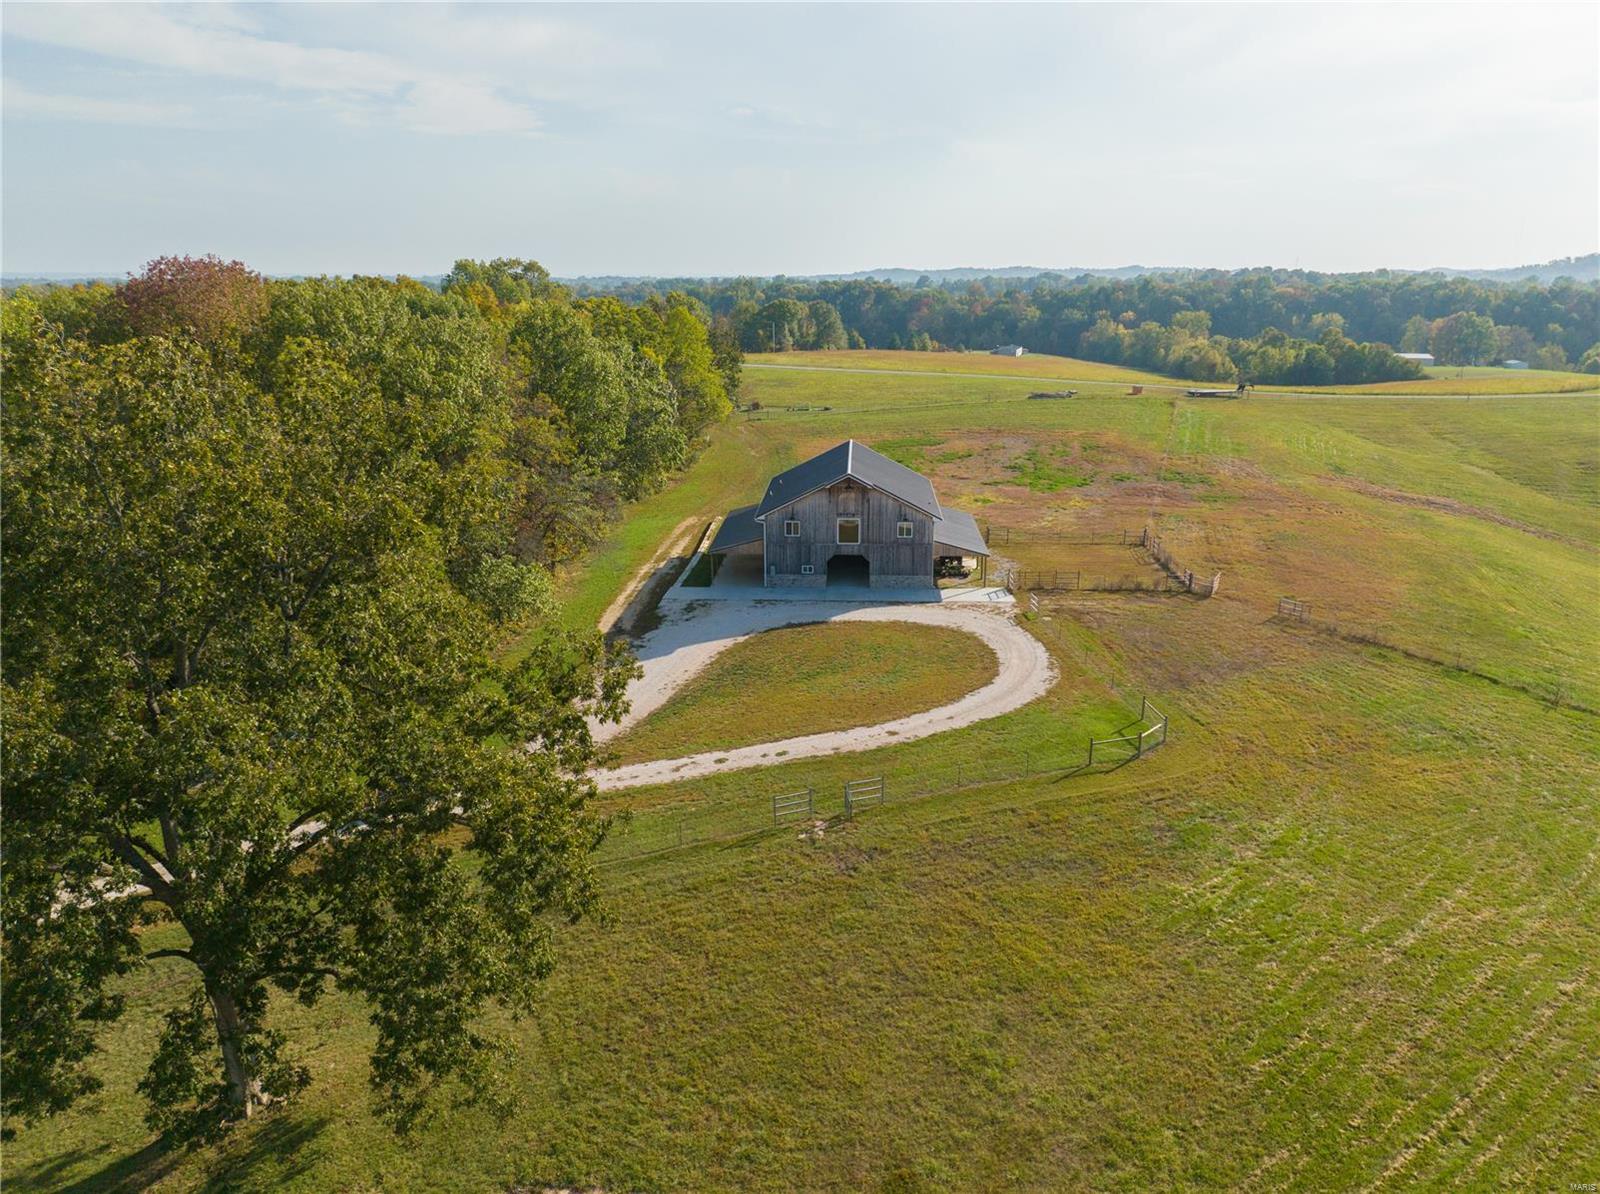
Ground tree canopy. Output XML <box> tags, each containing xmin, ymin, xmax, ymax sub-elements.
<box><xmin>1</xmin><ymin>257</ymin><xmax>734</xmax><ymax>1141</ymax></box>
<box><xmin>578</xmin><ymin>267</ymin><xmax>1600</xmax><ymax>381</ymax></box>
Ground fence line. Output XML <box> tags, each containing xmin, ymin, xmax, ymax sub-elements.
<box><xmin>1270</xmin><ymin>602</ymin><xmax>1599</xmax><ymax>716</ymax></box>
<box><xmin>1087</xmin><ymin>696</ymin><xmax>1168</xmax><ymax>765</ymax></box>
<box><xmin>988</xmin><ymin>525</ymin><xmax>1220</xmax><ymax>598</ymax></box>
<box><xmin>1009</xmin><ymin>568</ymin><xmax>1188</xmax><ymax>594</ymax></box>
<box><xmin>1141</xmin><ymin>527</ymin><xmax>1221</xmax><ymax>597</ymax></box>
<box><xmin>597</xmin><ymin>694</ymin><xmax>1172</xmax><ymax>866</ymax></box>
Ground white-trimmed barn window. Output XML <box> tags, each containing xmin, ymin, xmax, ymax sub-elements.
<box><xmin>896</xmin><ymin>521</ymin><xmax>914</xmax><ymax>539</ymax></box>
<box><xmin>836</xmin><ymin>517</ymin><xmax>861</xmax><ymax>545</ymax></box>
<box><xmin>783</xmin><ymin>519</ymin><xmax>800</xmax><ymax>537</ymax></box>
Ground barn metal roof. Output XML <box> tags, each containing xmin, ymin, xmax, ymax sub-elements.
<box><xmin>708</xmin><ymin>503</ymin><xmax>762</xmax><ymax>552</ymax></box>
<box><xmin>753</xmin><ymin>440</ymin><xmax>941</xmax><ymax>519</ymax></box>
<box><xmin>931</xmin><ymin>508</ymin><xmax>990</xmax><ymax>557</ymax></box>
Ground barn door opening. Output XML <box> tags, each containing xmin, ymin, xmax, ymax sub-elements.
<box><xmin>826</xmin><ymin>554</ymin><xmax>870</xmax><ymax>588</ymax></box>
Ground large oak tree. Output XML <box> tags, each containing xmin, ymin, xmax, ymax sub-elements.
<box><xmin>1</xmin><ymin>273</ymin><xmax>635</xmax><ymax>1140</ymax></box>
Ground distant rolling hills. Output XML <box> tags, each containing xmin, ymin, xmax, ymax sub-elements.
<box><xmin>6</xmin><ymin>254</ymin><xmax>1596</xmax><ymax>291</ymax></box>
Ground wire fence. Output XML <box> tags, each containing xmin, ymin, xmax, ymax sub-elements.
<box><xmin>1009</xmin><ymin>568</ymin><xmax>1190</xmax><ymax>594</ymax></box>
<box><xmin>1088</xmin><ymin>697</ymin><xmax>1168</xmax><ymax>764</ymax></box>
<box><xmin>1270</xmin><ymin>598</ymin><xmax>1598</xmax><ymax>715</ymax></box>
<box><xmin>1142</xmin><ymin>531</ymin><xmax>1221</xmax><ymax>597</ymax></box>
<box><xmin>986</xmin><ymin>525</ymin><xmax>1221</xmax><ymax>598</ymax></box>
<box><xmin>595</xmin><ymin>695</ymin><xmax>1171</xmax><ymax>867</ymax></box>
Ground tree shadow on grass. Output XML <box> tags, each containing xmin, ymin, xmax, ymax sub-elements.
<box><xmin>7</xmin><ymin>1140</ymin><xmax>177</xmax><ymax>1194</ymax></box>
<box><xmin>17</xmin><ymin>1111</ymin><xmax>329</xmax><ymax>1194</ymax></box>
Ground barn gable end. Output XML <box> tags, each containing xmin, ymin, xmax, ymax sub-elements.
<box><xmin>715</xmin><ymin>439</ymin><xmax>986</xmax><ymax>590</ymax></box>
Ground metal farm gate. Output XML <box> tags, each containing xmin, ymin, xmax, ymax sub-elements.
<box><xmin>843</xmin><ymin>776</ymin><xmax>886</xmax><ymax>817</ymax></box>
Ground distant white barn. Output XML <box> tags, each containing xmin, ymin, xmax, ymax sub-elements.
<box><xmin>1395</xmin><ymin>352</ymin><xmax>1435</xmax><ymax>366</ymax></box>
<box><xmin>991</xmin><ymin>345</ymin><xmax>1026</xmax><ymax>357</ymax></box>
<box><xmin>1503</xmin><ymin>359</ymin><xmax>1529</xmax><ymax>369</ymax></box>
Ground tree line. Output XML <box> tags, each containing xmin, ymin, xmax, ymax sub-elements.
<box><xmin>1</xmin><ymin>257</ymin><xmax>735</xmax><ymax>1142</ymax></box>
<box><xmin>577</xmin><ymin>268</ymin><xmax>1600</xmax><ymax>380</ymax></box>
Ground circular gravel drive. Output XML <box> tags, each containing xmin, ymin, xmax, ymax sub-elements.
<box><xmin>594</xmin><ymin>600</ymin><xmax>1056</xmax><ymax>790</ymax></box>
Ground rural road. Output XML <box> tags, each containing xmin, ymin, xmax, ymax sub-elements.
<box><xmin>593</xmin><ymin>601</ymin><xmax>1056</xmax><ymax>790</ymax></box>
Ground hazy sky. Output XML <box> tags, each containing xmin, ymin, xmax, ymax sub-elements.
<box><xmin>3</xmin><ymin>2</ymin><xmax>1596</xmax><ymax>277</ymax></box>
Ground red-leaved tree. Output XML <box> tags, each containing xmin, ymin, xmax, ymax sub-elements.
<box><xmin>119</xmin><ymin>255</ymin><xmax>269</xmax><ymax>344</ymax></box>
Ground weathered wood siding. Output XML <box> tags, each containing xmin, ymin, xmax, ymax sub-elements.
<box><xmin>764</xmin><ymin>480</ymin><xmax>934</xmax><ymax>587</ymax></box>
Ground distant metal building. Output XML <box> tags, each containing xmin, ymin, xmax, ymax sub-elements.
<box><xmin>708</xmin><ymin>440</ymin><xmax>989</xmax><ymax>589</ymax></box>
<box><xmin>1503</xmin><ymin>359</ymin><xmax>1529</xmax><ymax>369</ymax></box>
<box><xmin>991</xmin><ymin>344</ymin><xmax>1027</xmax><ymax>357</ymax></box>
<box><xmin>1395</xmin><ymin>352</ymin><xmax>1436</xmax><ymax>366</ymax></box>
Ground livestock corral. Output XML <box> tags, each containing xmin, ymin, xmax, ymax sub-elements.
<box><xmin>21</xmin><ymin>352</ymin><xmax>1599</xmax><ymax>1191</ymax></box>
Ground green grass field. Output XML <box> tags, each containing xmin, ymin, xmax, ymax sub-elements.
<box><xmin>746</xmin><ymin>348</ymin><xmax>1183</xmax><ymax>386</ymax></box>
<box><xmin>1307</xmin><ymin>364</ymin><xmax>1600</xmax><ymax>395</ymax></box>
<box><xmin>747</xmin><ymin>349</ymin><xmax>1600</xmax><ymax>397</ymax></box>
<box><xmin>608</xmin><ymin>621</ymin><xmax>998</xmax><ymax>765</ymax></box>
<box><xmin>11</xmin><ymin>364</ymin><xmax>1600</xmax><ymax>1191</ymax></box>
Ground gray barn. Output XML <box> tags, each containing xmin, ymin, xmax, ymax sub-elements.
<box><xmin>708</xmin><ymin>440</ymin><xmax>990</xmax><ymax>589</ymax></box>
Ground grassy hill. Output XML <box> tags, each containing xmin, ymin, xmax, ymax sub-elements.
<box><xmin>746</xmin><ymin>349</ymin><xmax>1600</xmax><ymax>397</ymax></box>
<box><xmin>746</xmin><ymin>349</ymin><xmax>1187</xmax><ymax>387</ymax></box>
<box><xmin>1311</xmin><ymin>365</ymin><xmax>1600</xmax><ymax>395</ymax></box>
<box><xmin>11</xmin><ymin>368</ymin><xmax>1599</xmax><ymax>1190</ymax></box>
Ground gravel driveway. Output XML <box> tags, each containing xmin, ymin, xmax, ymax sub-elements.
<box><xmin>594</xmin><ymin>599</ymin><xmax>1056</xmax><ymax>790</ymax></box>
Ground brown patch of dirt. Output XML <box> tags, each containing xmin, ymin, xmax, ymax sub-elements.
<box><xmin>601</xmin><ymin>516</ymin><xmax>702</xmax><ymax>638</ymax></box>
<box><xmin>806</xmin><ymin>838</ymin><xmax>883</xmax><ymax>877</ymax></box>
<box><xmin>820</xmin><ymin>842</ymin><xmax>885</xmax><ymax>875</ymax></box>
<box><xmin>1332</xmin><ymin>478</ymin><xmax>1590</xmax><ymax>548</ymax></box>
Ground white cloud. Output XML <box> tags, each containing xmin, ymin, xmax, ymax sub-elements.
<box><xmin>2</xmin><ymin>79</ymin><xmax>197</xmax><ymax>127</ymax></box>
<box><xmin>391</xmin><ymin>79</ymin><xmax>539</xmax><ymax>137</ymax></box>
<box><xmin>1</xmin><ymin>3</ymin><xmax>540</xmax><ymax>135</ymax></box>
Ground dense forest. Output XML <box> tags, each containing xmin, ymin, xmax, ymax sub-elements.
<box><xmin>578</xmin><ymin>269</ymin><xmax>1600</xmax><ymax>384</ymax></box>
<box><xmin>1</xmin><ymin>257</ymin><xmax>736</xmax><ymax>1137</ymax></box>
<box><xmin>9</xmin><ymin>257</ymin><xmax>737</xmax><ymax>565</ymax></box>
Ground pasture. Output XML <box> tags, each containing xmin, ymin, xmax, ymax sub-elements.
<box><xmin>1316</xmin><ymin>364</ymin><xmax>1600</xmax><ymax>395</ymax></box>
<box><xmin>747</xmin><ymin>347</ymin><xmax>1600</xmax><ymax>396</ymax></box>
<box><xmin>746</xmin><ymin>348</ymin><xmax>1183</xmax><ymax>386</ymax></box>
<box><xmin>10</xmin><ymin>365</ymin><xmax>1599</xmax><ymax>1191</ymax></box>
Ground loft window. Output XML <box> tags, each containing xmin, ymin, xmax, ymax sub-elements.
<box><xmin>783</xmin><ymin>519</ymin><xmax>800</xmax><ymax>537</ymax></box>
<box><xmin>836</xmin><ymin>517</ymin><xmax>861</xmax><ymax>545</ymax></box>
<box><xmin>896</xmin><ymin>521</ymin><xmax>914</xmax><ymax>539</ymax></box>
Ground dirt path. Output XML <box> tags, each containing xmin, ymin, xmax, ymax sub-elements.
<box><xmin>593</xmin><ymin>601</ymin><xmax>1055</xmax><ymax>790</ymax></box>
